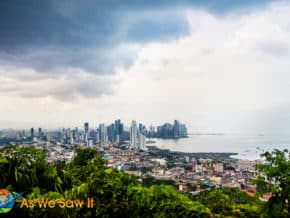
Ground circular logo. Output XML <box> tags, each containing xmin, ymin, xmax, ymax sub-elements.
<box><xmin>0</xmin><ymin>189</ymin><xmax>14</xmax><ymax>214</ymax></box>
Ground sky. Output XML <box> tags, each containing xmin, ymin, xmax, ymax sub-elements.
<box><xmin>1</xmin><ymin>0</ymin><xmax>290</xmax><ymax>134</ymax></box>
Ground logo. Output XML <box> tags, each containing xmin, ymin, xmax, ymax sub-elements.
<box><xmin>0</xmin><ymin>189</ymin><xmax>14</xmax><ymax>214</ymax></box>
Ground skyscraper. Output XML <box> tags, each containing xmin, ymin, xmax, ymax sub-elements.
<box><xmin>99</xmin><ymin>123</ymin><xmax>107</xmax><ymax>143</ymax></box>
<box><xmin>38</xmin><ymin>128</ymin><xmax>42</xmax><ymax>139</ymax></box>
<box><xmin>180</xmin><ymin>124</ymin><xmax>187</xmax><ymax>137</ymax></box>
<box><xmin>138</xmin><ymin>132</ymin><xmax>146</xmax><ymax>150</ymax></box>
<box><xmin>114</xmin><ymin>119</ymin><xmax>124</xmax><ymax>145</ymax></box>
<box><xmin>139</xmin><ymin>123</ymin><xmax>146</xmax><ymax>135</ymax></box>
<box><xmin>30</xmin><ymin>128</ymin><xmax>34</xmax><ymax>139</ymax></box>
<box><xmin>70</xmin><ymin>130</ymin><xmax>74</xmax><ymax>144</ymax></box>
<box><xmin>84</xmin><ymin>122</ymin><xmax>89</xmax><ymax>133</ymax></box>
<box><xmin>107</xmin><ymin>123</ymin><xmax>115</xmax><ymax>143</ymax></box>
<box><xmin>174</xmin><ymin>120</ymin><xmax>180</xmax><ymax>138</ymax></box>
<box><xmin>130</xmin><ymin>120</ymin><xmax>138</xmax><ymax>149</ymax></box>
<box><xmin>96</xmin><ymin>129</ymin><xmax>100</xmax><ymax>142</ymax></box>
<box><xmin>75</xmin><ymin>127</ymin><xmax>79</xmax><ymax>142</ymax></box>
<box><xmin>84</xmin><ymin>122</ymin><xmax>89</xmax><ymax>143</ymax></box>
<box><xmin>115</xmin><ymin>119</ymin><xmax>120</xmax><ymax>135</ymax></box>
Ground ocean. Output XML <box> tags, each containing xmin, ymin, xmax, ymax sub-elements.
<box><xmin>150</xmin><ymin>134</ymin><xmax>290</xmax><ymax>160</ymax></box>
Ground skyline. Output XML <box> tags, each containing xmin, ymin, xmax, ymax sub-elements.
<box><xmin>1</xmin><ymin>1</ymin><xmax>290</xmax><ymax>135</ymax></box>
<box><xmin>0</xmin><ymin>119</ymin><xmax>186</xmax><ymax>132</ymax></box>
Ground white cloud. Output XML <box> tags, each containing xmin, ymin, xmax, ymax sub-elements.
<box><xmin>112</xmin><ymin>1</ymin><xmax>290</xmax><ymax>132</ymax></box>
<box><xmin>1</xmin><ymin>1</ymin><xmax>290</xmax><ymax>133</ymax></box>
<box><xmin>0</xmin><ymin>67</ymin><xmax>116</xmax><ymax>101</ymax></box>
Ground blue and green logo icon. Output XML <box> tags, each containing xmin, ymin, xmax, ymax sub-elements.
<box><xmin>0</xmin><ymin>189</ymin><xmax>15</xmax><ymax>214</ymax></box>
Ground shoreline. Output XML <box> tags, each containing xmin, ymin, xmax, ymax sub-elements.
<box><xmin>146</xmin><ymin>145</ymin><xmax>238</xmax><ymax>159</ymax></box>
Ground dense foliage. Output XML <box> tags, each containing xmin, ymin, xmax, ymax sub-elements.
<box><xmin>254</xmin><ymin>149</ymin><xmax>290</xmax><ymax>217</ymax></box>
<box><xmin>192</xmin><ymin>188</ymin><xmax>262</xmax><ymax>217</ymax></box>
<box><xmin>0</xmin><ymin>145</ymin><xmax>288</xmax><ymax>217</ymax></box>
<box><xmin>0</xmin><ymin>145</ymin><xmax>210</xmax><ymax>217</ymax></box>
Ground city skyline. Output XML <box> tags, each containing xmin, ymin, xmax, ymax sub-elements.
<box><xmin>0</xmin><ymin>119</ymin><xmax>188</xmax><ymax>149</ymax></box>
<box><xmin>0</xmin><ymin>119</ymin><xmax>186</xmax><ymax>131</ymax></box>
<box><xmin>1</xmin><ymin>1</ymin><xmax>290</xmax><ymax>135</ymax></box>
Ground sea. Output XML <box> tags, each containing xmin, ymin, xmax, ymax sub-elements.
<box><xmin>150</xmin><ymin>134</ymin><xmax>290</xmax><ymax>160</ymax></box>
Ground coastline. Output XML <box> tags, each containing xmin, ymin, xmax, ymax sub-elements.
<box><xmin>146</xmin><ymin>145</ymin><xmax>238</xmax><ymax>159</ymax></box>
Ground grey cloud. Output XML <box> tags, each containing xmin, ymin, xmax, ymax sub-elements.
<box><xmin>0</xmin><ymin>0</ymin><xmax>192</xmax><ymax>75</ymax></box>
<box><xmin>0</xmin><ymin>0</ymin><xmax>273</xmax><ymax>74</ymax></box>
<box><xmin>0</xmin><ymin>0</ymin><xmax>275</xmax><ymax>101</ymax></box>
<box><xmin>0</xmin><ymin>70</ymin><xmax>115</xmax><ymax>101</ymax></box>
<box><xmin>0</xmin><ymin>46</ymin><xmax>138</xmax><ymax>74</ymax></box>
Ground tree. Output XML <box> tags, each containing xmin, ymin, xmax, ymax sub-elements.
<box><xmin>193</xmin><ymin>188</ymin><xmax>262</xmax><ymax>217</ymax></box>
<box><xmin>254</xmin><ymin>149</ymin><xmax>290</xmax><ymax>217</ymax></box>
<box><xmin>0</xmin><ymin>145</ymin><xmax>47</xmax><ymax>192</ymax></box>
<box><xmin>128</xmin><ymin>185</ymin><xmax>211</xmax><ymax>217</ymax></box>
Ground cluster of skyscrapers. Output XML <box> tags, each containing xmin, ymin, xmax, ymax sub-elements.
<box><xmin>147</xmin><ymin>120</ymin><xmax>188</xmax><ymax>139</ymax></box>
<box><xmin>30</xmin><ymin>127</ymin><xmax>44</xmax><ymax>140</ymax></box>
<box><xmin>82</xmin><ymin>120</ymin><xmax>125</xmax><ymax>146</ymax></box>
<box><xmin>22</xmin><ymin>120</ymin><xmax>126</xmax><ymax>147</ymax></box>
<box><xmin>83</xmin><ymin>120</ymin><xmax>146</xmax><ymax>149</ymax></box>
<box><xmin>0</xmin><ymin>120</ymin><xmax>187</xmax><ymax>149</ymax></box>
<box><xmin>81</xmin><ymin>119</ymin><xmax>187</xmax><ymax>148</ymax></box>
<box><xmin>130</xmin><ymin>120</ymin><xmax>146</xmax><ymax>150</ymax></box>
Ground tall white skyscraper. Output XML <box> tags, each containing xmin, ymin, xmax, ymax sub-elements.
<box><xmin>138</xmin><ymin>132</ymin><xmax>146</xmax><ymax>150</ymax></box>
<box><xmin>130</xmin><ymin>120</ymin><xmax>138</xmax><ymax>149</ymax></box>
<box><xmin>99</xmin><ymin>123</ymin><xmax>107</xmax><ymax>143</ymax></box>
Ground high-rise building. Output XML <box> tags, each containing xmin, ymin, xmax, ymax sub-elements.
<box><xmin>154</xmin><ymin>120</ymin><xmax>187</xmax><ymax>139</ymax></box>
<box><xmin>99</xmin><ymin>123</ymin><xmax>107</xmax><ymax>143</ymax></box>
<box><xmin>89</xmin><ymin>129</ymin><xmax>97</xmax><ymax>143</ymax></box>
<box><xmin>139</xmin><ymin>123</ymin><xmax>143</xmax><ymax>132</ymax></box>
<box><xmin>107</xmin><ymin>123</ymin><xmax>115</xmax><ymax>143</ymax></box>
<box><xmin>74</xmin><ymin>127</ymin><xmax>79</xmax><ymax>142</ymax></box>
<box><xmin>148</xmin><ymin>125</ymin><xmax>156</xmax><ymax>138</ymax></box>
<box><xmin>180</xmin><ymin>124</ymin><xmax>187</xmax><ymax>137</ymax></box>
<box><xmin>84</xmin><ymin>122</ymin><xmax>89</xmax><ymax>133</ymax></box>
<box><xmin>87</xmin><ymin>139</ymin><xmax>94</xmax><ymax>147</ymax></box>
<box><xmin>84</xmin><ymin>122</ymin><xmax>89</xmax><ymax>142</ymax></box>
<box><xmin>30</xmin><ymin>128</ymin><xmax>34</xmax><ymax>139</ymax></box>
<box><xmin>70</xmin><ymin>130</ymin><xmax>74</xmax><ymax>144</ymax></box>
<box><xmin>138</xmin><ymin>132</ymin><xmax>146</xmax><ymax>150</ymax></box>
<box><xmin>119</xmin><ymin>123</ymin><xmax>124</xmax><ymax>134</ymax></box>
<box><xmin>114</xmin><ymin>119</ymin><xmax>122</xmax><ymax>135</ymax></box>
<box><xmin>157</xmin><ymin>123</ymin><xmax>173</xmax><ymax>138</ymax></box>
<box><xmin>95</xmin><ymin>129</ymin><xmax>100</xmax><ymax>142</ymax></box>
<box><xmin>114</xmin><ymin>119</ymin><xmax>124</xmax><ymax>145</ymax></box>
<box><xmin>139</xmin><ymin>123</ymin><xmax>146</xmax><ymax>135</ymax></box>
<box><xmin>130</xmin><ymin>120</ymin><xmax>138</xmax><ymax>149</ymax></box>
<box><xmin>72</xmin><ymin>129</ymin><xmax>76</xmax><ymax>142</ymax></box>
<box><xmin>174</xmin><ymin>120</ymin><xmax>180</xmax><ymax>138</ymax></box>
<box><xmin>38</xmin><ymin>128</ymin><xmax>42</xmax><ymax>139</ymax></box>
<box><xmin>119</xmin><ymin>130</ymin><xmax>130</xmax><ymax>142</ymax></box>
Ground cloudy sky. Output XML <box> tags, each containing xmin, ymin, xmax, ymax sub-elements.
<box><xmin>1</xmin><ymin>0</ymin><xmax>290</xmax><ymax>133</ymax></box>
